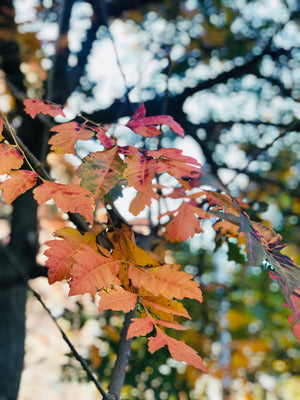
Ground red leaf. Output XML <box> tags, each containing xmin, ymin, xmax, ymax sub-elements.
<box><xmin>69</xmin><ymin>244</ymin><xmax>121</xmax><ymax>295</ymax></box>
<box><xmin>24</xmin><ymin>98</ymin><xmax>65</xmax><ymax>118</ymax></box>
<box><xmin>0</xmin><ymin>170</ymin><xmax>38</xmax><ymax>204</ymax></box>
<box><xmin>124</xmin><ymin>155</ymin><xmax>157</xmax><ymax>195</ymax></box>
<box><xmin>129</xmin><ymin>191</ymin><xmax>152</xmax><ymax>216</ymax></box>
<box><xmin>49</xmin><ymin>122</ymin><xmax>94</xmax><ymax>154</ymax></box>
<box><xmin>0</xmin><ymin>144</ymin><xmax>24</xmax><ymax>174</ymax></box>
<box><xmin>148</xmin><ymin>327</ymin><xmax>207</xmax><ymax>371</ymax></box>
<box><xmin>98</xmin><ymin>287</ymin><xmax>137</xmax><ymax>313</ymax></box>
<box><xmin>127</xmin><ymin>316</ymin><xmax>154</xmax><ymax>339</ymax></box>
<box><xmin>95</xmin><ymin>127</ymin><xmax>116</xmax><ymax>149</ymax></box>
<box><xmin>34</xmin><ymin>180</ymin><xmax>94</xmax><ymax>224</ymax></box>
<box><xmin>126</xmin><ymin>104</ymin><xmax>184</xmax><ymax>138</ymax></box>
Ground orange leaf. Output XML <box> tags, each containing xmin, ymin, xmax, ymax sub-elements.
<box><xmin>124</xmin><ymin>155</ymin><xmax>157</xmax><ymax>195</ymax></box>
<box><xmin>163</xmin><ymin>202</ymin><xmax>203</xmax><ymax>242</ymax></box>
<box><xmin>126</xmin><ymin>104</ymin><xmax>184</xmax><ymax>138</ymax></box>
<box><xmin>128</xmin><ymin>264</ymin><xmax>203</xmax><ymax>302</ymax></box>
<box><xmin>148</xmin><ymin>327</ymin><xmax>207</xmax><ymax>371</ymax></box>
<box><xmin>77</xmin><ymin>147</ymin><xmax>125</xmax><ymax>201</ymax></box>
<box><xmin>127</xmin><ymin>316</ymin><xmax>154</xmax><ymax>339</ymax></box>
<box><xmin>69</xmin><ymin>244</ymin><xmax>121</xmax><ymax>295</ymax></box>
<box><xmin>98</xmin><ymin>287</ymin><xmax>137</xmax><ymax>313</ymax></box>
<box><xmin>44</xmin><ymin>227</ymin><xmax>97</xmax><ymax>284</ymax></box>
<box><xmin>153</xmin><ymin>319</ymin><xmax>186</xmax><ymax>330</ymax></box>
<box><xmin>24</xmin><ymin>98</ymin><xmax>65</xmax><ymax>118</ymax></box>
<box><xmin>0</xmin><ymin>170</ymin><xmax>38</xmax><ymax>204</ymax></box>
<box><xmin>33</xmin><ymin>180</ymin><xmax>94</xmax><ymax>224</ymax></box>
<box><xmin>49</xmin><ymin>122</ymin><xmax>94</xmax><ymax>154</ymax></box>
<box><xmin>0</xmin><ymin>143</ymin><xmax>24</xmax><ymax>174</ymax></box>
<box><xmin>129</xmin><ymin>191</ymin><xmax>152</xmax><ymax>216</ymax></box>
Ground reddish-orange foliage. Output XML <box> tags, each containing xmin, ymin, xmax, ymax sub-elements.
<box><xmin>1</xmin><ymin>98</ymin><xmax>299</xmax><ymax>372</ymax></box>
<box><xmin>24</xmin><ymin>98</ymin><xmax>66</xmax><ymax>118</ymax></box>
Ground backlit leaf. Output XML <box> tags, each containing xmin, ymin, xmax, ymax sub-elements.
<box><xmin>49</xmin><ymin>122</ymin><xmax>94</xmax><ymax>154</ymax></box>
<box><xmin>0</xmin><ymin>143</ymin><xmax>24</xmax><ymax>174</ymax></box>
<box><xmin>126</xmin><ymin>104</ymin><xmax>184</xmax><ymax>138</ymax></box>
<box><xmin>128</xmin><ymin>264</ymin><xmax>203</xmax><ymax>302</ymax></box>
<box><xmin>24</xmin><ymin>98</ymin><xmax>65</xmax><ymax>118</ymax></box>
<box><xmin>69</xmin><ymin>244</ymin><xmax>121</xmax><ymax>295</ymax></box>
<box><xmin>143</xmin><ymin>296</ymin><xmax>191</xmax><ymax>319</ymax></box>
<box><xmin>77</xmin><ymin>147</ymin><xmax>125</xmax><ymax>201</ymax></box>
<box><xmin>0</xmin><ymin>170</ymin><xmax>38</xmax><ymax>204</ymax></box>
<box><xmin>98</xmin><ymin>287</ymin><xmax>137</xmax><ymax>313</ymax></box>
<box><xmin>34</xmin><ymin>180</ymin><xmax>94</xmax><ymax>224</ymax></box>
<box><xmin>44</xmin><ymin>227</ymin><xmax>97</xmax><ymax>284</ymax></box>
<box><xmin>127</xmin><ymin>316</ymin><xmax>154</xmax><ymax>339</ymax></box>
<box><xmin>148</xmin><ymin>327</ymin><xmax>207</xmax><ymax>371</ymax></box>
<box><xmin>163</xmin><ymin>202</ymin><xmax>203</xmax><ymax>242</ymax></box>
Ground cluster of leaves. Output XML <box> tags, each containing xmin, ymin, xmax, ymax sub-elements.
<box><xmin>0</xmin><ymin>99</ymin><xmax>299</xmax><ymax>372</ymax></box>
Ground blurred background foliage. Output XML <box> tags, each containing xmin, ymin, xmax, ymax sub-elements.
<box><xmin>0</xmin><ymin>0</ymin><xmax>300</xmax><ymax>399</ymax></box>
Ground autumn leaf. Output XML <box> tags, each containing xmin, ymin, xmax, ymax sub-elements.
<box><xmin>147</xmin><ymin>148</ymin><xmax>201</xmax><ymax>181</ymax></box>
<box><xmin>127</xmin><ymin>316</ymin><xmax>154</xmax><ymax>339</ymax></box>
<box><xmin>163</xmin><ymin>202</ymin><xmax>203</xmax><ymax>242</ymax></box>
<box><xmin>126</xmin><ymin>104</ymin><xmax>184</xmax><ymax>138</ymax></box>
<box><xmin>0</xmin><ymin>170</ymin><xmax>39</xmax><ymax>204</ymax></box>
<box><xmin>95</xmin><ymin>127</ymin><xmax>116</xmax><ymax>149</ymax></box>
<box><xmin>0</xmin><ymin>143</ymin><xmax>24</xmax><ymax>174</ymax></box>
<box><xmin>77</xmin><ymin>147</ymin><xmax>125</xmax><ymax>201</ymax></box>
<box><xmin>124</xmin><ymin>155</ymin><xmax>157</xmax><ymax>194</ymax></box>
<box><xmin>24</xmin><ymin>98</ymin><xmax>66</xmax><ymax>118</ymax></box>
<box><xmin>69</xmin><ymin>244</ymin><xmax>121</xmax><ymax>295</ymax></box>
<box><xmin>98</xmin><ymin>287</ymin><xmax>137</xmax><ymax>313</ymax></box>
<box><xmin>33</xmin><ymin>180</ymin><xmax>94</xmax><ymax>224</ymax></box>
<box><xmin>49</xmin><ymin>122</ymin><xmax>94</xmax><ymax>155</ymax></box>
<box><xmin>128</xmin><ymin>264</ymin><xmax>203</xmax><ymax>302</ymax></box>
<box><xmin>240</xmin><ymin>211</ymin><xmax>300</xmax><ymax>293</ymax></box>
<box><xmin>148</xmin><ymin>327</ymin><xmax>207</xmax><ymax>371</ymax></box>
<box><xmin>153</xmin><ymin>319</ymin><xmax>186</xmax><ymax>330</ymax></box>
<box><xmin>129</xmin><ymin>191</ymin><xmax>152</xmax><ymax>216</ymax></box>
<box><xmin>142</xmin><ymin>296</ymin><xmax>191</xmax><ymax>319</ymax></box>
<box><xmin>44</xmin><ymin>227</ymin><xmax>98</xmax><ymax>284</ymax></box>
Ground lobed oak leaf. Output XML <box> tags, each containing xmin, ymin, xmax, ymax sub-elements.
<box><xmin>69</xmin><ymin>244</ymin><xmax>121</xmax><ymax>296</ymax></box>
<box><xmin>128</xmin><ymin>264</ymin><xmax>203</xmax><ymax>302</ymax></box>
<box><xmin>33</xmin><ymin>180</ymin><xmax>94</xmax><ymax>224</ymax></box>
<box><xmin>77</xmin><ymin>147</ymin><xmax>125</xmax><ymax>201</ymax></box>
<box><xmin>24</xmin><ymin>98</ymin><xmax>66</xmax><ymax>118</ymax></box>
<box><xmin>163</xmin><ymin>202</ymin><xmax>203</xmax><ymax>242</ymax></box>
<box><xmin>0</xmin><ymin>143</ymin><xmax>24</xmax><ymax>174</ymax></box>
<box><xmin>49</xmin><ymin>122</ymin><xmax>94</xmax><ymax>154</ymax></box>
<box><xmin>127</xmin><ymin>316</ymin><xmax>154</xmax><ymax>339</ymax></box>
<box><xmin>126</xmin><ymin>104</ymin><xmax>184</xmax><ymax>138</ymax></box>
<box><xmin>148</xmin><ymin>327</ymin><xmax>207</xmax><ymax>371</ymax></box>
<box><xmin>44</xmin><ymin>227</ymin><xmax>98</xmax><ymax>284</ymax></box>
<box><xmin>98</xmin><ymin>287</ymin><xmax>137</xmax><ymax>313</ymax></box>
<box><xmin>0</xmin><ymin>170</ymin><xmax>39</xmax><ymax>204</ymax></box>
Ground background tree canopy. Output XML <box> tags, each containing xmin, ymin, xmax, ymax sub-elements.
<box><xmin>0</xmin><ymin>0</ymin><xmax>299</xmax><ymax>399</ymax></box>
